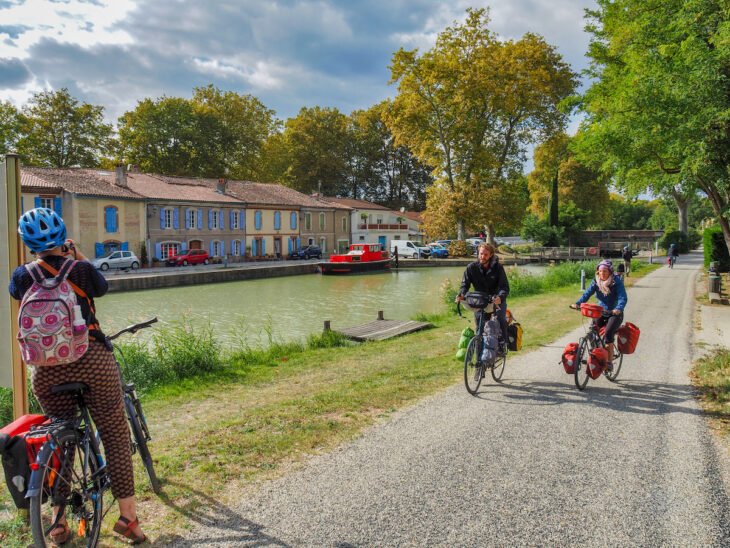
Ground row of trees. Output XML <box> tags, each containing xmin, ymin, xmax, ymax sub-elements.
<box><xmin>1</xmin><ymin>88</ymin><xmax>431</xmax><ymax>211</ymax></box>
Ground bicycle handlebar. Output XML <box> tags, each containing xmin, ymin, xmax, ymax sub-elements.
<box><xmin>107</xmin><ymin>318</ymin><xmax>158</xmax><ymax>342</ymax></box>
<box><xmin>570</xmin><ymin>305</ymin><xmax>614</xmax><ymax>318</ymax></box>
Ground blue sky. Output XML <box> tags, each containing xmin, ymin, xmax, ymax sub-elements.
<box><xmin>0</xmin><ymin>0</ymin><xmax>597</xmax><ymax>128</ymax></box>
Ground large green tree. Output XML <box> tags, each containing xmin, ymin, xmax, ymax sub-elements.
<box><xmin>574</xmin><ymin>0</ymin><xmax>730</xmax><ymax>254</ymax></box>
<box><xmin>0</xmin><ymin>101</ymin><xmax>22</xmax><ymax>156</ymax></box>
<box><xmin>17</xmin><ymin>88</ymin><xmax>114</xmax><ymax>167</ymax></box>
<box><xmin>385</xmin><ymin>8</ymin><xmax>577</xmax><ymax>243</ymax></box>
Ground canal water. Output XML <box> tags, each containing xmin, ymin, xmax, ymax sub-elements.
<box><xmin>99</xmin><ymin>265</ymin><xmax>543</xmax><ymax>348</ymax></box>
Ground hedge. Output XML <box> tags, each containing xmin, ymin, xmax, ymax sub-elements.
<box><xmin>703</xmin><ymin>226</ymin><xmax>730</xmax><ymax>272</ymax></box>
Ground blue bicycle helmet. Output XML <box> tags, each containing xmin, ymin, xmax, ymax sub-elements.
<box><xmin>18</xmin><ymin>208</ymin><xmax>67</xmax><ymax>252</ymax></box>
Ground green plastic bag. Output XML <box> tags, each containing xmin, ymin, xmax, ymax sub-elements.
<box><xmin>458</xmin><ymin>335</ymin><xmax>470</xmax><ymax>349</ymax></box>
<box><xmin>456</xmin><ymin>348</ymin><xmax>466</xmax><ymax>360</ymax></box>
<box><xmin>461</xmin><ymin>327</ymin><xmax>474</xmax><ymax>338</ymax></box>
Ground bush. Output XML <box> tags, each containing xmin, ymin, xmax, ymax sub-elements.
<box><xmin>658</xmin><ymin>230</ymin><xmax>700</xmax><ymax>254</ymax></box>
<box><xmin>448</xmin><ymin>240</ymin><xmax>474</xmax><ymax>257</ymax></box>
<box><xmin>703</xmin><ymin>226</ymin><xmax>730</xmax><ymax>271</ymax></box>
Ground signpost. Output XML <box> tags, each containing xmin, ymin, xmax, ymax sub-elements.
<box><xmin>1</xmin><ymin>155</ymin><xmax>28</xmax><ymax>417</ymax></box>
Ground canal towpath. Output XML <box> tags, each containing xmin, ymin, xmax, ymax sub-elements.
<box><xmin>164</xmin><ymin>250</ymin><xmax>730</xmax><ymax>547</ymax></box>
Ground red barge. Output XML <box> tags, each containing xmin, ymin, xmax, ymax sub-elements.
<box><xmin>318</xmin><ymin>243</ymin><xmax>392</xmax><ymax>274</ymax></box>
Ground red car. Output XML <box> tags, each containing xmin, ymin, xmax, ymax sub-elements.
<box><xmin>167</xmin><ymin>249</ymin><xmax>210</xmax><ymax>266</ymax></box>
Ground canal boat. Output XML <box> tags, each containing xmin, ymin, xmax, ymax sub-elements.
<box><xmin>318</xmin><ymin>243</ymin><xmax>392</xmax><ymax>274</ymax></box>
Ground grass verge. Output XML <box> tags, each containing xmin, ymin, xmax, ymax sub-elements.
<box><xmin>0</xmin><ymin>263</ymin><xmax>660</xmax><ymax>547</ymax></box>
<box><xmin>690</xmin><ymin>348</ymin><xmax>730</xmax><ymax>433</ymax></box>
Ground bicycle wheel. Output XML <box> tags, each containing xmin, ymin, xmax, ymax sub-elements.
<box><xmin>125</xmin><ymin>395</ymin><xmax>161</xmax><ymax>493</ymax></box>
<box><xmin>491</xmin><ymin>349</ymin><xmax>507</xmax><ymax>382</ymax></box>
<box><xmin>464</xmin><ymin>336</ymin><xmax>484</xmax><ymax>395</ymax></box>
<box><xmin>574</xmin><ymin>338</ymin><xmax>590</xmax><ymax>390</ymax></box>
<box><xmin>605</xmin><ymin>349</ymin><xmax>624</xmax><ymax>382</ymax></box>
<box><xmin>29</xmin><ymin>428</ymin><xmax>106</xmax><ymax>548</ymax></box>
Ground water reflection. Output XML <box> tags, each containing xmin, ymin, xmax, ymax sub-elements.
<box><xmin>99</xmin><ymin>265</ymin><xmax>544</xmax><ymax>348</ymax></box>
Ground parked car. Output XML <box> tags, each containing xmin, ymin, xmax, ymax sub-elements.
<box><xmin>291</xmin><ymin>245</ymin><xmax>322</xmax><ymax>259</ymax></box>
<box><xmin>434</xmin><ymin>239</ymin><xmax>452</xmax><ymax>247</ymax></box>
<box><xmin>92</xmin><ymin>250</ymin><xmax>139</xmax><ymax>271</ymax></box>
<box><xmin>390</xmin><ymin>240</ymin><xmax>431</xmax><ymax>258</ymax></box>
<box><xmin>426</xmin><ymin>243</ymin><xmax>449</xmax><ymax>258</ymax></box>
<box><xmin>167</xmin><ymin>249</ymin><xmax>210</xmax><ymax>266</ymax></box>
<box><xmin>466</xmin><ymin>237</ymin><xmax>485</xmax><ymax>246</ymax></box>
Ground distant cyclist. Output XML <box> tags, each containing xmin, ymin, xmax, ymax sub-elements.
<box><xmin>621</xmin><ymin>245</ymin><xmax>632</xmax><ymax>277</ymax></box>
<box><xmin>668</xmin><ymin>243</ymin><xmax>679</xmax><ymax>268</ymax></box>
<box><xmin>570</xmin><ymin>260</ymin><xmax>627</xmax><ymax>371</ymax></box>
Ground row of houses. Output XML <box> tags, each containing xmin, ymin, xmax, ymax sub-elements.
<box><xmin>20</xmin><ymin>165</ymin><xmax>424</xmax><ymax>264</ymax></box>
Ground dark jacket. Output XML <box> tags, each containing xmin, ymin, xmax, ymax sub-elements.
<box><xmin>459</xmin><ymin>256</ymin><xmax>510</xmax><ymax>300</ymax></box>
<box><xmin>621</xmin><ymin>249</ymin><xmax>632</xmax><ymax>261</ymax></box>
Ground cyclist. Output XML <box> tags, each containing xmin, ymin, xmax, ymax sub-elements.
<box><xmin>8</xmin><ymin>208</ymin><xmax>146</xmax><ymax>545</ymax></box>
<box><xmin>668</xmin><ymin>243</ymin><xmax>679</xmax><ymax>267</ymax></box>
<box><xmin>621</xmin><ymin>245</ymin><xmax>632</xmax><ymax>277</ymax></box>
<box><xmin>570</xmin><ymin>260</ymin><xmax>627</xmax><ymax>371</ymax></box>
<box><xmin>455</xmin><ymin>242</ymin><xmax>510</xmax><ymax>354</ymax></box>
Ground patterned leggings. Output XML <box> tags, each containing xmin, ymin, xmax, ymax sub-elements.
<box><xmin>31</xmin><ymin>340</ymin><xmax>135</xmax><ymax>499</ymax></box>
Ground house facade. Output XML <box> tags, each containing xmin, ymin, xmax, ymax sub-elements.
<box><xmin>298</xmin><ymin>193</ymin><xmax>352</xmax><ymax>256</ymax></box>
<box><xmin>324</xmin><ymin>197</ymin><xmax>409</xmax><ymax>250</ymax></box>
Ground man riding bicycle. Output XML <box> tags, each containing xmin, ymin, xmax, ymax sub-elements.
<box><xmin>455</xmin><ymin>243</ymin><xmax>510</xmax><ymax>355</ymax></box>
<box><xmin>570</xmin><ymin>260</ymin><xmax>627</xmax><ymax>371</ymax></box>
<box><xmin>668</xmin><ymin>243</ymin><xmax>679</xmax><ymax>266</ymax></box>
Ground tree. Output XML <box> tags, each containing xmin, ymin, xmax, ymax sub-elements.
<box><xmin>573</xmin><ymin>0</ymin><xmax>730</xmax><ymax>255</ymax></box>
<box><xmin>385</xmin><ymin>8</ymin><xmax>577</xmax><ymax>243</ymax></box>
<box><xmin>0</xmin><ymin>101</ymin><xmax>22</xmax><ymax>156</ymax></box>
<box><xmin>17</xmin><ymin>88</ymin><xmax>114</xmax><ymax>167</ymax></box>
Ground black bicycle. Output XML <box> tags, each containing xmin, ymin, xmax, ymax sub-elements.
<box><xmin>572</xmin><ymin>308</ymin><xmax>623</xmax><ymax>390</ymax></box>
<box><xmin>459</xmin><ymin>296</ymin><xmax>507</xmax><ymax>395</ymax></box>
<box><xmin>27</xmin><ymin>318</ymin><xmax>160</xmax><ymax>548</ymax></box>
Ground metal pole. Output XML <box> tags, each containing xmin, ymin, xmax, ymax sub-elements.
<box><xmin>649</xmin><ymin>251</ymin><xmax>652</xmax><ymax>264</ymax></box>
<box><xmin>580</xmin><ymin>269</ymin><xmax>586</xmax><ymax>291</ymax></box>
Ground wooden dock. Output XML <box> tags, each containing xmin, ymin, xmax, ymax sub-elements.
<box><xmin>328</xmin><ymin>311</ymin><xmax>431</xmax><ymax>342</ymax></box>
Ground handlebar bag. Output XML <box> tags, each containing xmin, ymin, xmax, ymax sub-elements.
<box><xmin>561</xmin><ymin>343</ymin><xmax>579</xmax><ymax>374</ymax></box>
<box><xmin>464</xmin><ymin>291</ymin><xmax>494</xmax><ymax>312</ymax></box>
<box><xmin>580</xmin><ymin>303</ymin><xmax>603</xmax><ymax>319</ymax></box>
<box><xmin>0</xmin><ymin>414</ymin><xmax>46</xmax><ymax>509</ymax></box>
<box><xmin>587</xmin><ymin>348</ymin><xmax>609</xmax><ymax>379</ymax></box>
<box><xmin>617</xmin><ymin>323</ymin><xmax>640</xmax><ymax>354</ymax></box>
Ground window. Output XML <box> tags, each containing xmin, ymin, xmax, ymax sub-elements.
<box><xmin>161</xmin><ymin>242</ymin><xmax>179</xmax><ymax>259</ymax></box>
<box><xmin>255</xmin><ymin>211</ymin><xmax>262</xmax><ymax>230</ymax></box>
<box><xmin>376</xmin><ymin>216</ymin><xmax>383</xmax><ymax>225</ymax></box>
<box><xmin>40</xmin><ymin>197</ymin><xmax>53</xmax><ymax>209</ymax></box>
<box><xmin>359</xmin><ymin>235</ymin><xmax>365</xmax><ymax>241</ymax></box>
<box><xmin>211</xmin><ymin>210</ymin><xmax>218</xmax><ymax>229</ymax></box>
<box><xmin>305</xmin><ymin>212</ymin><xmax>312</xmax><ymax>230</ymax></box>
<box><xmin>230</xmin><ymin>210</ymin><xmax>239</xmax><ymax>230</ymax></box>
<box><xmin>342</xmin><ymin>216</ymin><xmax>347</xmax><ymax>232</ymax></box>
<box><xmin>232</xmin><ymin>240</ymin><xmax>242</xmax><ymax>256</ymax></box>
<box><xmin>308</xmin><ymin>238</ymin><xmax>315</xmax><ymax>245</ymax></box>
<box><xmin>319</xmin><ymin>213</ymin><xmax>326</xmax><ymax>230</ymax></box>
<box><xmin>164</xmin><ymin>209</ymin><xmax>173</xmax><ymax>229</ymax></box>
<box><xmin>189</xmin><ymin>209</ymin><xmax>197</xmax><ymax>229</ymax></box>
<box><xmin>212</xmin><ymin>241</ymin><xmax>222</xmax><ymax>257</ymax></box>
<box><xmin>274</xmin><ymin>211</ymin><xmax>281</xmax><ymax>230</ymax></box>
<box><xmin>104</xmin><ymin>206</ymin><xmax>118</xmax><ymax>233</ymax></box>
<box><xmin>290</xmin><ymin>212</ymin><xmax>297</xmax><ymax>230</ymax></box>
<box><xmin>320</xmin><ymin>237</ymin><xmax>326</xmax><ymax>251</ymax></box>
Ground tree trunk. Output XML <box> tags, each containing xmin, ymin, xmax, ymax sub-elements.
<box><xmin>696</xmin><ymin>174</ymin><xmax>730</xmax><ymax>256</ymax></box>
<box><xmin>549</xmin><ymin>172</ymin><xmax>559</xmax><ymax>226</ymax></box>
<box><xmin>456</xmin><ymin>218</ymin><xmax>466</xmax><ymax>241</ymax></box>
<box><xmin>485</xmin><ymin>224</ymin><xmax>495</xmax><ymax>246</ymax></box>
<box><xmin>671</xmin><ymin>191</ymin><xmax>689</xmax><ymax>234</ymax></box>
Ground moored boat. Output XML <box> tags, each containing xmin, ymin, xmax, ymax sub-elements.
<box><xmin>318</xmin><ymin>243</ymin><xmax>392</xmax><ymax>274</ymax></box>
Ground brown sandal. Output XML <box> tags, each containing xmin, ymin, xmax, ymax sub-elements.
<box><xmin>49</xmin><ymin>522</ymin><xmax>71</xmax><ymax>545</ymax></box>
<box><xmin>113</xmin><ymin>516</ymin><xmax>147</xmax><ymax>544</ymax></box>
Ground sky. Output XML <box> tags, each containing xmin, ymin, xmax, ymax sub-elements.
<box><xmin>0</xmin><ymin>0</ymin><xmax>598</xmax><ymax>129</ymax></box>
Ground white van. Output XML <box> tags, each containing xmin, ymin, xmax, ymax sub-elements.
<box><xmin>390</xmin><ymin>240</ymin><xmax>431</xmax><ymax>259</ymax></box>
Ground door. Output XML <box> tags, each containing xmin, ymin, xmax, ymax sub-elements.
<box><xmin>274</xmin><ymin>238</ymin><xmax>281</xmax><ymax>258</ymax></box>
<box><xmin>378</xmin><ymin>236</ymin><xmax>386</xmax><ymax>250</ymax></box>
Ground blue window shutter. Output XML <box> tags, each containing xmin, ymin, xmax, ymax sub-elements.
<box><xmin>160</xmin><ymin>208</ymin><xmax>165</xmax><ymax>230</ymax></box>
<box><xmin>112</xmin><ymin>209</ymin><xmax>118</xmax><ymax>232</ymax></box>
<box><xmin>255</xmin><ymin>211</ymin><xmax>261</xmax><ymax>229</ymax></box>
<box><xmin>208</xmin><ymin>210</ymin><xmax>213</xmax><ymax>229</ymax></box>
<box><xmin>219</xmin><ymin>210</ymin><xmax>224</xmax><ymax>230</ymax></box>
<box><xmin>252</xmin><ymin>239</ymin><xmax>257</xmax><ymax>256</ymax></box>
<box><xmin>262</xmin><ymin>239</ymin><xmax>266</xmax><ymax>255</ymax></box>
<box><xmin>105</xmin><ymin>208</ymin><xmax>111</xmax><ymax>232</ymax></box>
<box><xmin>291</xmin><ymin>212</ymin><xmax>296</xmax><ymax>230</ymax></box>
<box><xmin>240</xmin><ymin>211</ymin><xmax>245</xmax><ymax>231</ymax></box>
<box><xmin>121</xmin><ymin>242</ymin><xmax>129</xmax><ymax>251</ymax></box>
<box><xmin>197</xmin><ymin>209</ymin><xmax>203</xmax><ymax>229</ymax></box>
<box><xmin>231</xmin><ymin>240</ymin><xmax>235</xmax><ymax>254</ymax></box>
<box><xmin>297</xmin><ymin>237</ymin><xmax>300</xmax><ymax>248</ymax></box>
<box><xmin>155</xmin><ymin>243</ymin><xmax>162</xmax><ymax>259</ymax></box>
<box><xmin>230</xmin><ymin>210</ymin><xmax>235</xmax><ymax>229</ymax></box>
<box><xmin>54</xmin><ymin>197</ymin><xmax>62</xmax><ymax>217</ymax></box>
<box><xmin>34</xmin><ymin>197</ymin><xmax>41</xmax><ymax>208</ymax></box>
<box><xmin>173</xmin><ymin>208</ymin><xmax>179</xmax><ymax>229</ymax></box>
<box><xmin>181</xmin><ymin>241</ymin><xmax>187</xmax><ymax>251</ymax></box>
<box><xmin>274</xmin><ymin>212</ymin><xmax>280</xmax><ymax>230</ymax></box>
<box><xmin>95</xmin><ymin>243</ymin><xmax>104</xmax><ymax>257</ymax></box>
<box><xmin>185</xmin><ymin>209</ymin><xmax>190</xmax><ymax>229</ymax></box>
<box><xmin>288</xmin><ymin>239</ymin><xmax>292</xmax><ymax>253</ymax></box>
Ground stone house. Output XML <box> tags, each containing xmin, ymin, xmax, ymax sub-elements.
<box><xmin>323</xmin><ymin>197</ymin><xmax>409</xmax><ymax>250</ymax></box>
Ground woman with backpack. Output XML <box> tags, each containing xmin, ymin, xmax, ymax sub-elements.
<box><xmin>8</xmin><ymin>208</ymin><xmax>146</xmax><ymax>545</ymax></box>
<box><xmin>569</xmin><ymin>260</ymin><xmax>627</xmax><ymax>372</ymax></box>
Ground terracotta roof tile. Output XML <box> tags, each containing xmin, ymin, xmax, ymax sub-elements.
<box><xmin>405</xmin><ymin>211</ymin><xmax>423</xmax><ymax>223</ymax></box>
<box><xmin>322</xmin><ymin>197</ymin><xmax>392</xmax><ymax>211</ymax></box>
<box><xmin>22</xmin><ymin>167</ymin><xmax>143</xmax><ymax>200</ymax></box>
<box><xmin>21</xmin><ymin>170</ymin><xmax>62</xmax><ymax>191</ymax></box>
<box><xmin>126</xmin><ymin>173</ymin><xmax>243</xmax><ymax>204</ymax></box>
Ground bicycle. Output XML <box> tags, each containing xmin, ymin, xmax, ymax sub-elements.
<box><xmin>668</xmin><ymin>255</ymin><xmax>677</xmax><ymax>269</ymax></box>
<box><xmin>459</xmin><ymin>296</ymin><xmax>508</xmax><ymax>395</ymax></box>
<box><xmin>571</xmin><ymin>306</ymin><xmax>623</xmax><ymax>390</ymax></box>
<box><xmin>26</xmin><ymin>318</ymin><xmax>160</xmax><ymax>548</ymax></box>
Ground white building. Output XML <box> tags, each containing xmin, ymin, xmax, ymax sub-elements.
<box><xmin>324</xmin><ymin>197</ymin><xmax>410</xmax><ymax>250</ymax></box>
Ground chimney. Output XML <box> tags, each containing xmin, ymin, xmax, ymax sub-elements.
<box><xmin>217</xmin><ymin>178</ymin><xmax>226</xmax><ymax>193</ymax></box>
<box><xmin>115</xmin><ymin>163</ymin><xmax>128</xmax><ymax>188</ymax></box>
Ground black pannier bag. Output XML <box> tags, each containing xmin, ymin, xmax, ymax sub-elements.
<box><xmin>464</xmin><ymin>291</ymin><xmax>492</xmax><ymax>310</ymax></box>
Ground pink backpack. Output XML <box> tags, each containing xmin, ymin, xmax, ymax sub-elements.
<box><xmin>17</xmin><ymin>259</ymin><xmax>89</xmax><ymax>366</ymax></box>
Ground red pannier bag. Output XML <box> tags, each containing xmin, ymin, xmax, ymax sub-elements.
<box><xmin>580</xmin><ymin>303</ymin><xmax>603</xmax><ymax>319</ymax></box>
<box><xmin>0</xmin><ymin>414</ymin><xmax>48</xmax><ymax>509</ymax></box>
<box><xmin>561</xmin><ymin>343</ymin><xmax>579</xmax><ymax>374</ymax></box>
<box><xmin>617</xmin><ymin>322</ymin><xmax>640</xmax><ymax>354</ymax></box>
<box><xmin>587</xmin><ymin>348</ymin><xmax>608</xmax><ymax>379</ymax></box>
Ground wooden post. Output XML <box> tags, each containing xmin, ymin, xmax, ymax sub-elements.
<box><xmin>323</xmin><ymin>320</ymin><xmax>331</xmax><ymax>332</ymax></box>
<box><xmin>377</xmin><ymin>310</ymin><xmax>384</xmax><ymax>320</ymax></box>
<box><xmin>5</xmin><ymin>155</ymin><xmax>27</xmax><ymax>417</ymax></box>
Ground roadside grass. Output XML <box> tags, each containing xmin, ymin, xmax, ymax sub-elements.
<box><xmin>0</xmin><ymin>263</ymin><xmax>661</xmax><ymax>546</ymax></box>
<box><xmin>690</xmin><ymin>348</ymin><xmax>730</xmax><ymax>433</ymax></box>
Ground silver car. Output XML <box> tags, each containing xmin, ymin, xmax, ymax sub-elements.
<box><xmin>92</xmin><ymin>250</ymin><xmax>140</xmax><ymax>271</ymax></box>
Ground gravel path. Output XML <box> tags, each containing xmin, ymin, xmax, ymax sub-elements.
<box><xmin>166</xmin><ymin>251</ymin><xmax>730</xmax><ymax>547</ymax></box>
